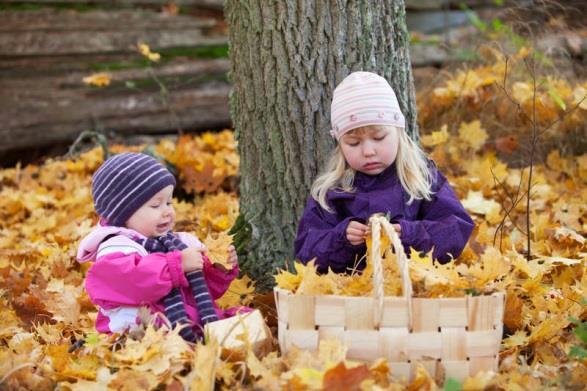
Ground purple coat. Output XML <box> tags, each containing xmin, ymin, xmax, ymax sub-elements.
<box><xmin>294</xmin><ymin>163</ymin><xmax>474</xmax><ymax>273</ymax></box>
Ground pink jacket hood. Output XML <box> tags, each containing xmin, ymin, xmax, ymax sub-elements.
<box><xmin>77</xmin><ymin>224</ymin><xmax>145</xmax><ymax>263</ymax></box>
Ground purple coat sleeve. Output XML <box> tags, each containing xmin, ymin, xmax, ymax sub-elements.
<box><xmin>294</xmin><ymin>197</ymin><xmax>363</xmax><ymax>273</ymax></box>
<box><xmin>397</xmin><ymin>169</ymin><xmax>474</xmax><ymax>263</ymax></box>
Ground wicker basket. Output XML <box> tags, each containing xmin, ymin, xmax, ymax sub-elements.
<box><xmin>275</xmin><ymin>216</ymin><xmax>504</xmax><ymax>382</ymax></box>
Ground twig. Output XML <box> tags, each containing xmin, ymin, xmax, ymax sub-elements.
<box><xmin>0</xmin><ymin>363</ymin><xmax>36</xmax><ymax>385</ymax></box>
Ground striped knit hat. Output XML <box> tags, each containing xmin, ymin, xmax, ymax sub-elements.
<box><xmin>91</xmin><ymin>152</ymin><xmax>176</xmax><ymax>227</ymax></box>
<box><xmin>330</xmin><ymin>71</ymin><xmax>405</xmax><ymax>140</ymax></box>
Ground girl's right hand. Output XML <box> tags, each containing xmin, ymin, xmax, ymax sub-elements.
<box><xmin>181</xmin><ymin>248</ymin><xmax>204</xmax><ymax>272</ymax></box>
<box><xmin>346</xmin><ymin>221</ymin><xmax>369</xmax><ymax>246</ymax></box>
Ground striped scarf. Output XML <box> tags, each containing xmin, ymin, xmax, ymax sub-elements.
<box><xmin>141</xmin><ymin>232</ymin><xmax>218</xmax><ymax>342</ymax></box>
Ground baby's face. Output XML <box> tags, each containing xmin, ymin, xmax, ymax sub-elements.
<box><xmin>125</xmin><ymin>185</ymin><xmax>176</xmax><ymax>238</ymax></box>
<box><xmin>339</xmin><ymin>125</ymin><xmax>399</xmax><ymax>175</ymax></box>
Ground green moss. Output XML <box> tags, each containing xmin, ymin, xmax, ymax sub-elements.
<box><xmin>90</xmin><ymin>45</ymin><xmax>228</xmax><ymax>72</ymax></box>
<box><xmin>159</xmin><ymin>45</ymin><xmax>229</xmax><ymax>59</ymax></box>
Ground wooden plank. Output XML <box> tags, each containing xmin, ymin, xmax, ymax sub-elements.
<box><xmin>0</xmin><ymin>59</ymin><xmax>231</xmax><ymax>153</ymax></box>
<box><xmin>1</xmin><ymin>0</ymin><xmax>224</xmax><ymax>8</ymax></box>
<box><xmin>0</xmin><ymin>10</ymin><xmax>226</xmax><ymax>56</ymax></box>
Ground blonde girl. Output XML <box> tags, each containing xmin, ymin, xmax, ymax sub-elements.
<box><xmin>295</xmin><ymin>72</ymin><xmax>474</xmax><ymax>273</ymax></box>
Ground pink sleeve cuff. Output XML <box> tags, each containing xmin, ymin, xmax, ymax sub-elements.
<box><xmin>167</xmin><ymin>250</ymin><xmax>188</xmax><ymax>287</ymax></box>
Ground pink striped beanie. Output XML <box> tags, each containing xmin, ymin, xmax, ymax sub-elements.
<box><xmin>330</xmin><ymin>71</ymin><xmax>405</xmax><ymax>140</ymax></box>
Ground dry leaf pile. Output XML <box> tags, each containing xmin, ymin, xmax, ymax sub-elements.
<box><xmin>1</xmin><ymin>54</ymin><xmax>586</xmax><ymax>389</ymax></box>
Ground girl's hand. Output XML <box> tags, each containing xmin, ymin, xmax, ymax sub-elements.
<box><xmin>181</xmin><ymin>247</ymin><xmax>204</xmax><ymax>273</ymax></box>
<box><xmin>346</xmin><ymin>221</ymin><xmax>369</xmax><ymax>246</ymax></box>
<box><xmin>226</xmin><ymin>245</ymin><xmax>238</xmax><ymax>268</ymax></box>
<box><xmin>393</xmin><ymin>223</ymin><xmax>401</xmax><ymax>236</ymax></box>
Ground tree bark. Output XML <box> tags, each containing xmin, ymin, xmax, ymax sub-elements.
<box><xmin>225</xmin><ymin>0</ymin><xmax>417</xmax><ymax>290</ymax></box>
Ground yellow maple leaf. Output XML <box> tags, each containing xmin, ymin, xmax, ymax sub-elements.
<box><xmin>502</xmin><ymin>330</ymin><xmax>530</xmax><ymax>349</ymax></box>
<box><xmin>462</xmin><ymin>190</ymin><xmax>501</xmax><ymax>217</ymax></box>
<box><xmin>512</xmin><ymin>81</ymin><xmax>533</xmax><ymax>103</ymax></box>
<box><xmin>463</xmin><ymin>370</ymin><xmax>496</xmax><ymax>391</ymax></box>
<box><xmin>82</xmin><ymin>72</ymin><xmax>112</xmax><ymax>87</ymax></box>
<box><xmin>137</xmin><ymin>42</ymin><xmax>161</xmax><ymax>62</ymax></box>
<box><xmin>216</xmin><ymin>275</ymin><xmax>255</xmax><ymax>309</ymax></box>
<box><xmin>421</xmin><ymin>125</ymin><xmax>449</xmax><ymax>147</ymax></box>
<box><xmin>458</xmin><ymin>120</ymin><xmax>488</xmax><ymax>152</ymax></box>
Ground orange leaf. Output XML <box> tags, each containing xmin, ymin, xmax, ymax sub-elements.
<box><xmin>322</xmin><ymin>362</ymin><xmax>371</xmax><ymax>391</ymax></box>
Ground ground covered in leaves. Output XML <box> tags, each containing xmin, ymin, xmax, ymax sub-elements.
<box><xmin>1</xmin><ymin>48</ymin><xmax>586</xmax><ymax>390</ymax></box>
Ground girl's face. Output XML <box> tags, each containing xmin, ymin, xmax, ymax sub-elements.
<box><xmin>339</xmin><ymin>125</ymin><xmax>399</xmax><ymax>175</ymax></box>
<box><xmin>125</xmin><ymin>185</ymin><xmax>176</xmax><ymax>238</ymax></box>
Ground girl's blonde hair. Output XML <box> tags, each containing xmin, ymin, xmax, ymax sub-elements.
<box><xmin>311</xmin><ymin>126</ymin><xmax>434</xmax><ymax>212</ymax></box>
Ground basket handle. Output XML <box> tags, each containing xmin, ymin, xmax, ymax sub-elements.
<box><xmin>369</xmin><ymin>215</ymin><xmax>413</xmax><ymax>328</ymax></box>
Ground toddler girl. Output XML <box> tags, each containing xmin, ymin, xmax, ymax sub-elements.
<box><xmin>295</xmin><ymin>72</ymin><xmax>474</xmax><ymax>273</ymax></box>
<box><xmin>78</xmin><ymin>152</ymin><xmax>238</xmax><ymax>342</ymax></box>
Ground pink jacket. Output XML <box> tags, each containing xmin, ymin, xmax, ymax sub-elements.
<box><xmin>77</xmin><ymin>224</ymin><xmax>239</xmax><ymax>334</ymax></box>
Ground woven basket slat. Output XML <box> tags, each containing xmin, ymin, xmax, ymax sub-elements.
<box><xmin>380</xmin><ymin>297</ymin><xmax>410</xmax><ymax>327</ymax></box>
<box><xmin>466</xmin><ymin>329</ymin><xmax>501</xmax><ymax>357</ymax></box>
<box><xmin>467</xmin><ymin>295</ymin><xmax>496</xmax><ymax>331</ymax></box>
<box><xmin>379</xmin><ymin>327</ymin><xmax>410</xmax><ymax>361</ymax></box>
<box><xmin>469</xmin><ymin>356</ymin><xmax>498</xmax><ymax>375</ymax></box>
<box><xmin>277</xmin><ymin>320</ymin><xmax>287</xmax><ymax>350</ymax></box>
<box><xmin>318</xmin><ymin>326</ymin><xmax>344</xmax><ymax>341</ymax></box>
<box><xmin>412</xmin><ymin>298</ymin><xmax>441</xmax><ymax>332</ymax></box>
<box><xmin>286</xmin><ymin>329</ymin><xmax>319</xmax><ymax>351</ymax></box>
<box><xmin>275</xmin><ymin>288</ymin><xmax>289</xmax><ymax>323</ymax></box>
<box><xmin>389</xmin><ymin>362</ymin><xmax>411</xmax><ymax>381</ymax></box>
<box><xmin>493</xmin><ymin>292</ymin><xmax>505</xmax><ymax>327</ymax></box>
<box><xmin>288</xmin><ymin>295</ymin><xmax>315</xmax><ymax>329</ymax></box>
<box><xmin>407</xmin><ymin>332</ymin><xmax>442</xmax><ymax>359</ymax></box>
<box><xmin>314</xmin><ymin>296</ymin><xmax>345</xmax><ymax>326</ymax></box>
<box><xmin>417</xmin><ymin>359</ymin><xmax>439</xmax><ymax>379</ymax></box>
<box><xmin>441</xmin><ymin>327</ymin><xmax>468</xmax><ymax>360</ymax></box>
<box><xmin>439</xmin><ymin>298</ymin><xmax>468</xmax><ymax>327</ymax></box>
<box><xmin>345</xmin><ymin>297</ymin><xmax>375</xmax><ymax>329</ymax></box>
<box><xmin>346</xmin><ymin>330</ymin><xmax>381</xmax><ymax>361</ymax></box>
<box><xmin>443</xmin><ymin>360</ymin><xmax>471</xmax><ymax>380</ymax></box>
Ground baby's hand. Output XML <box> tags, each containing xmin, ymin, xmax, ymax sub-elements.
<box><xmin>226</xmin><ymin>245</ymin><xmax>238</xmax><ymax>268</ymax></box>
<box><xmin>346</xmin><ymin>221</ymin><xmax>369</xmax><ymax>246</ymax></box>
<box><xmin>181</xmin><ymin>247</ymin><xmax>204</xmax><ymax>273</ymax></box>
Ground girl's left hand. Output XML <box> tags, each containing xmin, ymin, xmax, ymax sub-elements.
<box><xmin>226</xmin><ymin>245</ymin><xmax>238</xmax><ymax>267</ymax></box>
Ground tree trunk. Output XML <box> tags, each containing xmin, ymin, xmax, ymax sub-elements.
<box><xmin>225</xmin><ymin>0</ymin><xmax>417</xmax><ymax>290</ymax></box>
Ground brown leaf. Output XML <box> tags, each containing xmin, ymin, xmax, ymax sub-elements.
<box><xmin>495</xmin><ymin>135</ymin><xmax>519</xmax><ymax>154</ymax></box>
<box><xmin>504</xmin><ymin>290</ymin><xmax>525</xmax><ymax>332</ymax></box>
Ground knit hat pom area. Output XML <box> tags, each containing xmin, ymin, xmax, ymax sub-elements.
<box><xmin>91</xmin><ymin>152</ymin><xmax>176</xmax><ymax>227</ymax></box>
<box><xmin>330</xmin><ymin>71</ymin><xmax>406</xmax><ymax>140</ymax></box>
